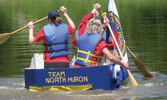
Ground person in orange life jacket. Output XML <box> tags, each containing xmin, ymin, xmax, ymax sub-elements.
<box><xmin>27</xmin><ymin>6</ymin><xmax>75</xmax><ymax>69</ymax></box>
<box><xmin>71</xmin><ymin>3</ymin><xmax>129</xmax><ymax>69</ymax></box>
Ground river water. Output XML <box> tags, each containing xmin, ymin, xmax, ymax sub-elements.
<box><xmin>0</xmin><ymin>0</ymin><xmax>167</xmax><ymax>100</ymax></box>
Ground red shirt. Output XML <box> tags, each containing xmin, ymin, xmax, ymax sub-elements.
<box><xmin>72</xmin><ymin>13</ymin><xmax>94</xmax><ymax>46</ymax></box>
<box><xmin>35</xmin><ymin>24</ymin><xmax>74</xmax><ymax>63</ymax></box>
<box><xmin>72</xmin><ymin>13</ymin><xmax>107</xmax><ymax>67</ymax></box>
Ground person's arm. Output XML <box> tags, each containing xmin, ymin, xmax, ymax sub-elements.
<box><xmin>71</xmin><ymin>35</ymin><xmax>77</xmax><ymax>50</ymax></box>
<box><xmin>78</xmin><ymin>3</ymin><xmax>101</xmax><ymax>37</ymax></box>
<box><xmin>80</xmin><ymin>3</ymin><xmax>101</xmax><ymax>25</ymax></box>
<box><xmin>71</xmin><ymin>3</ymin><xmax>101</xmax><ymax>49</ymax></box>
<box><xmin>60</xmin><ymin>6</ymin><xmax>75</xmax><ymax>30</ymax></box>
<box><xmin>102</xmin><ymin>47</ymin><xmax>129</xmax><ymax>69</ymax></box>
<box><xmin>27</xmin><ymin>21</ymin><xmax>36</xmax><ymax>45</ymax></box>
<box><xmin>77</xmin><ymin>13</ymin><xmax>94</xmax><ymax>37</ymax></box>
<box><xmin>67</xmin><ymin>25</ymin><xmax>74</xmax><ymax>35</ymax></box>
<box><xmin>80</xmin><ymin>13</ymin><xmax>94</xmax><ymax>25</ymax></box>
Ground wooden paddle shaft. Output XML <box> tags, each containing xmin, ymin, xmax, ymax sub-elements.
<box><xmin>126</xmin><ymin>45</ymin><xmax>153</xmax><ymax>78</ymax></box>
<box><xmin>99</xmin><ymin>9</ymin><xmax>125</xmax><ymax>61</ymax></box>
<box><xmin>10</xmin><ymin>16</ymin><xmax>48</xmax><ymax>35</ymax></box>
<box><xmin>108</xmin><ymin>22</ymin><xmax>139</xmax><ymax>86</ymax></box>
<box><xmin>10</xmin><ymin>10</ymin><xmax>61</xmax><ymax>35</ymax></box>
<box><xmin>106</xmin><ymin>24</ymin><xmax>138</xmax><ymax>85</ymax></box>
<box><xmin>99</xmin><ymin>9</ymin><xmax>138</xmax><ymax>86</ymax></box>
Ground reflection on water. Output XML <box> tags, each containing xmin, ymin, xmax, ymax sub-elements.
<box><xmin>0</xmin><ymin>0</ymin><xmax>167</xmax><ymax>99</ymax></box>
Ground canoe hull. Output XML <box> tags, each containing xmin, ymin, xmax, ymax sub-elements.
<box><xmin>24</xmin><ymin>65</ymin><xmax>114</xmax><ymax>91</ymax></box>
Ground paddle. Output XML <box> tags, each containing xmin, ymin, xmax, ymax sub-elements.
<box><xmin>126</xmin><ymin>46</ymin><xmax>153</xmax><ymax>79</ymax></box>
<box><xmin>97</xmin><ymin>9</ymin><xmax>153</xmax><ymax>79</ymax></box>
<box><xmin>0</xmin><ymin>16</ymin><xmax>48</xmax><ymax>45</ymax></box>
<box><xmin>99</xmin><ymin>9</ymin><xmax>138</xmax><ymax>87</ymax></box>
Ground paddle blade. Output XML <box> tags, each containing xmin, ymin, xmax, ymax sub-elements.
<box><xmin>127</xmin><ymin>70</ymin><xmax>138</xmax><ymax>87</ymax></box>
<box><xmin>131</xmin><ymin>53</ymin><xmax>153</xmax><ymax>78</ymax></box>
<box><xmin>0</xmin><ymin>33</ymin><xmax>11</xmax><ymax>45</ymax></box>
<box><xmin>126</xmin><ymin>46</ymin><xmax>153</xmax><ymax>78</ymax></box>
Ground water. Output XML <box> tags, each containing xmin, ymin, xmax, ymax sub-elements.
<box><xmin>0</xmin><ymin>0</ymin><xmax>167</xmax><ymax>100</ymax></box>
<box><xmin>0</xmin><ymin>73</ymin><xmax>167</xmax><ymax>100</ymax></box>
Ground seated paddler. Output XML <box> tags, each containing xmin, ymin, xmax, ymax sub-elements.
<box><xmin>71</xmin><ymin>3</ymin><xmax>129</xmax><ymax>69</ymax></box>
<box><xmin>27</xmin><ymin>6</ymin><xmax>75</xmax><ymax>69</ymax></box>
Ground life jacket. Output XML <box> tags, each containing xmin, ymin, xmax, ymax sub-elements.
<box><xmin>102</xmin><ymin>31</ymin><xmax>107</xmax><ymax>42</ymax></box>
<box><xmin>75</xmin><ymin>30</ymin><xmax>103</xmax><ymax>66</ymax></box>
<box><xmin>43</xmin><ymin>23</ymin><xmax>69</xmax><ymax>58</ymax></box>
<box><xmin>102</xmin><ymin>30</ymin><xmax>113</xmax><ymax>43</ymax></box>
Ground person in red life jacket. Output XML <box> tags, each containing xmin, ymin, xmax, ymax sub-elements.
<box><xmin>27</xmin><ymin>6</ymin><xmax>75</xmax><ymax>69</ymax></box>
<box><xmin>71</xmin><ymin>3</ymin><xmax>129</xmax><ymax>69</ymax></box>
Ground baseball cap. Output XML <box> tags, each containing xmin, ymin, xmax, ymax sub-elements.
<box><xmin>48</xmin><ymin>10</ymin><xmax>60</xmax><ymax>21</ymax></box>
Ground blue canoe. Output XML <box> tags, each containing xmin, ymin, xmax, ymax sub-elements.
<box><xmin>24</xmin><ymin>53</ymin><xmax>128</xmax><ymax>92</ymax></box>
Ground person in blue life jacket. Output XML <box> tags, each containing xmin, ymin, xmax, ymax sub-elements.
<box><xmin>27</xmin><ymin>6</ymin><xmax>75</xmax><ymax>69</ymax></box>
<box><xmin>71</xmin><ymin>3</ymin><xmax>129</xmax><ymax>69</ymax></box>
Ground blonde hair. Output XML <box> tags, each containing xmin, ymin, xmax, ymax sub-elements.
<box><xmin>87</xmin><ymin>18</ymin><xmax>103</xmax><ymax>34</ymax></box>
<box><xmin>53</xmin><ymin>16</ymin><xmax>62</xmax><ymax>26</ymax></box>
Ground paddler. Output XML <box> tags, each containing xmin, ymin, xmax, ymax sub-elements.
<box><xmin>71</xmin><ymin>3</ymin><xmax>129</xmax><ymax>69</ymax></box>
<box><xmin>27</xmin><ymin>6</ymin><xmax>75</xmax><ymax>68</ymax></box>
